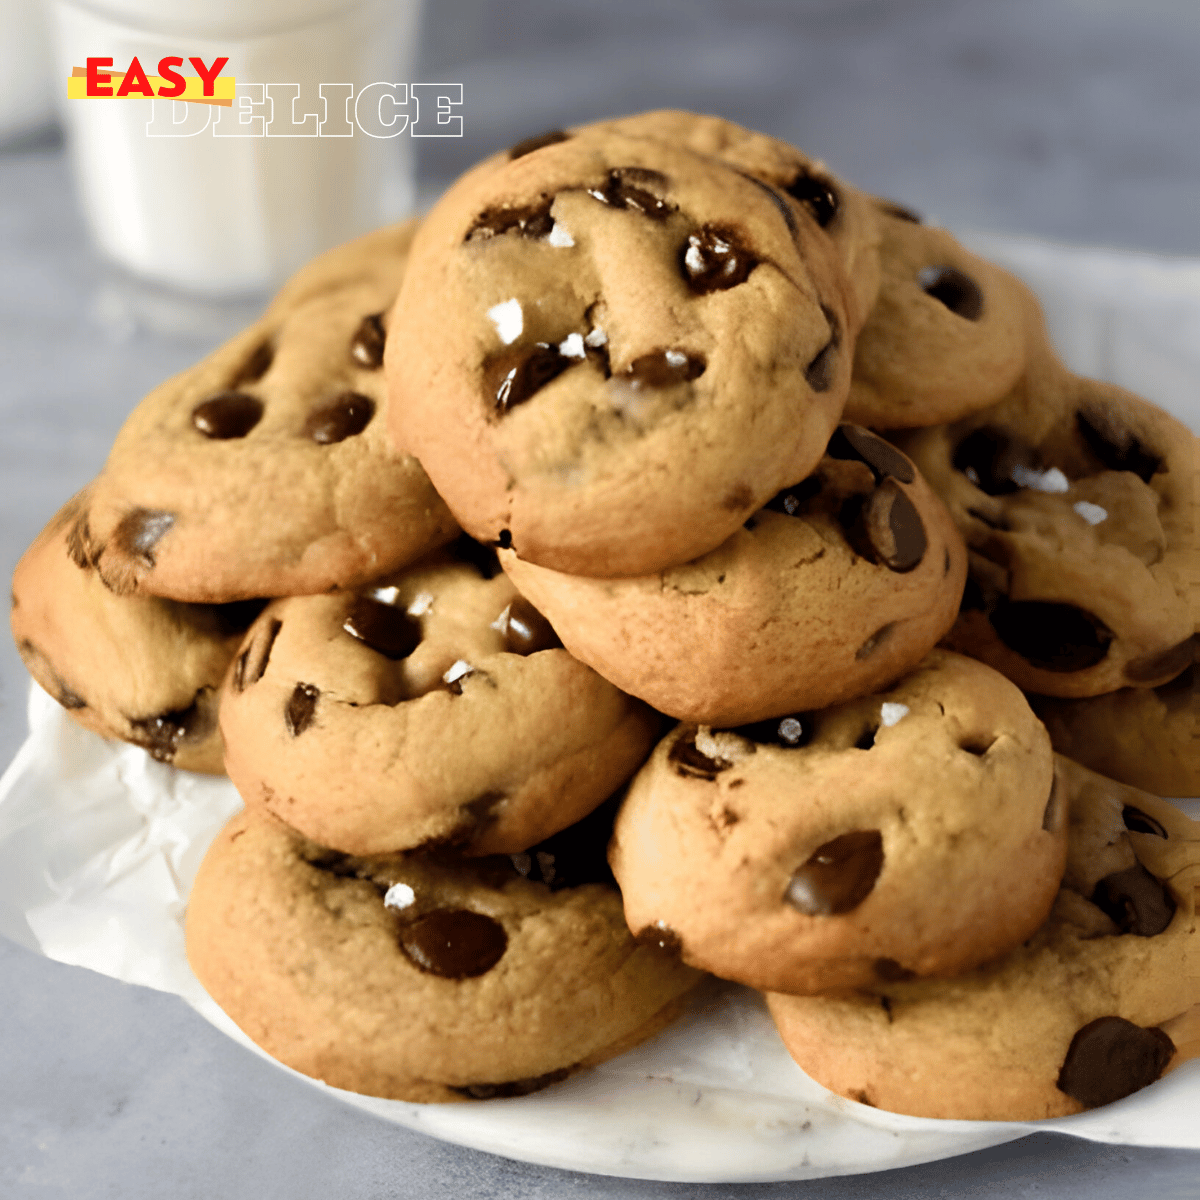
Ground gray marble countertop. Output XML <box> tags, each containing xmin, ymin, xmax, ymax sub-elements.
<box><xmin>2</xmin><ymin>2</ymin><xmax>1199</xmax><ymax>1195</ymax></box>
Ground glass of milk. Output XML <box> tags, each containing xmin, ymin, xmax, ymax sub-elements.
<box><xmin>50</xmin><ymin>0</ymin><xmax>424</xmax><ymax>293</ymax></box>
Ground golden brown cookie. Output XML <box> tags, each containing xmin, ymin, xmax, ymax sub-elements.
<box><xmin>843</xmin><ymin>202</ymin><xmax>1035</xmax><ymax>429</ymax></box>
<box><xmin>898</xmin><ymin>363</ymin><xmax>1198</xmax><ymax>697</ymax></box>
<box><xmin>609</xmin><ymin>650</ymin><xmax>1062</xmax><ymax>994</ymax></box>
<box><xmin>186</xmin><ymin>806</ymin><xmax>702</xmax><ymax>1102</ymax></box>
<box><xmin>11</xmin><ymin>490</ymin><xmax>259</xmax><ymax>773</ymax></box>
<box><xmin>386</xmin><ymin>115</ymin><xmax>859</xmax><ymax>578</ymax></box>
<box><xmin>500</xmin><ymin>425</ymin><xmax>967</xmax><ymax>725</ymax></box>
<box><xmin>69</xmin><ymin>220</ymin><xmax>458</xmax><ymax>602</ymax></box>
<box><xmin>219</xmin><ymin>540</ymin><xmax>659</xmax><ymax>856</ymax></box>
<box><xmin>767</xmin><ymin>760</ymin><xmax>1200</xmax><ymax>1120</ymax></box>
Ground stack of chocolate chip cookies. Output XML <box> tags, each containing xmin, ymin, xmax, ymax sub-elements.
<box><xmin>10</xmin><ymin>110</ymin><xmax>1198</xmax><ymax>1118</ymax></box>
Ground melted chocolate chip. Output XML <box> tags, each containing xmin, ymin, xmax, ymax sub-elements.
<box><xmin>488</xmin><ymin>344</ymin><xmax>574</xmax><ymax>413</ymax></box>
<box><xmin>285</xmin><ymin>682</ymin><xmax>319</xmax><ymax>736</ymax></box>
<box><xmin>343</xmin><ymin>596</ymin><xmax>421</xmax><ymax>660</ymax></box>
<box><xmin>1076</xmin><ymin>404</ymin><xmax>1164</xmax><ymax>483</ymax></box>
<box><xmin>1056</xmin><ymin>1017</ymin><xmax>1175</xmax><ymax>1109</ymax></box>
<box><xmin>450</xmin><ymin>1068</ymin><xmax>572</xmax><ymax>1100</ymax></box>
<box><xmin>827</xmin><ymin>425</ymin><xmax>916</xmax><ymax>484</ymax></box>
<box><xmin>349</xmin><ymin>314</ymin><xmax>386</xmax><ymax>369</ymax></box>
<box><xmin>784</xmin><ymin>171</ymin><xmax>838</xmax><ymax>227</ymax></box>
<box><xmin>128</xmin><ymin>696</ymin><xmax>208</xmax><ymax>763</ymax></box>
<box><xmin>804</xmin><ymin>308</ymin><xmax>840</xmax><ymax>393</ymax></box>
<box><xmin>589</xmin><ymin>167</ymin><xmax>673</xmax><ymax>218</ymax></box>
<box><xmin>233</xmin><ymin>618</ymin><xmax>281</xmax><ymax>692</ymax></box>
<box><xmin>635</xmin><ymin>923</ymin><xmax>683</xmax><ymax>956</ymax></box>
<box><xmin>508</xmin><ymin>129</ymin><xmax>570</xmax><ymax>160</ymax></box>
<box><xmin>1124</xmin><ymin>635</ymin><xmax>1196</xmax><ymax>685</ymax></box>
<box><xmin>854</xmin><ymin>479</ymin><xmax>927</xmax><ymax>573</ymax></box>
<box><xmin>232</xmin><ymin>341</ymin><xmax>273</xmax><ymax>386</ymax></box>
<box><xmin>786</xmin><ymin>830</ymin><xmax>885</xmax><ymax>916</ymax></box>
<box><xmin>681</xmin><ymin>225</ymin><xmax>757</xmax><ymax>293</ymax></box>
<box><xmin>449</xmin><ymin>533</ymin><xmax>502</xmax><ymax>579</ymax></box>
<box><xmin>953</xmin><ymin>427</ymin><xmax>1044</xmax><ymax>496</ymax></box>
<box><xmin>855</xmin><ymin>622</ymin><xmax>895</xmax><ymax>660</ymax></box>
<box><xmin>917</xmin><ymin>265</ymin><xmax>984</xmax><ymax>321</ymax></box>
<box><xmin>304</xmin><ymin>392</ymin><xmax>375</xmax><ymax>444</ymax></box>
<box><xmin>1123</xmin><ymin>806</ymin><xmax>1169</xmax><ymax>839</ymax></box>
<box><xmin>668</xmin><ymin>730</ymin><xmax>732</xmax><ymax>780</ymax></box>
<box><xmin>617</xmin><ymin>350</ymin><xmax>705</xmax><ymax>389</ymax></box>
<box><xmin>467</xmin><ymin>197</ymin><xmax>555</xmax><ymax>241</ymax></box>
<box><xmin>721</xmin><ymin>714</ymin><xmax>810</xmax><ymax>749</ymax></box>
<box><xmin>398</xmin><ymin>908</ymin><xmax>507</xmax><ymax>978</ymax></box>
<box><xmin>877</xmin><ymin>199</ymin><xmax>922</xmax><ymax>223</ymax></box>
<box><xmin>191</xmin><ymin>392</ymin><xmax>264</xmax><ymax>439</ymax></box>
<box><xmin>501</xmin><ymin>596</ymin><xmax>561</xmax><ymax>655</ymax></box>
<box><xmin>113</xmin><ymin>509</ymin><xmax>174</xmax><ymax>568</ymax></box>
<box><xmin>1092</xmin><ymin>864</ymin><xmax>1176</xmax><ymax>937</ymax></box>
<box><xmin>874</xmin><ymin>957</ymin><xmax>915</xmax><ymax>983</ymax></box>
<box><xmin>765</xmin><ymin>476</ymin><xmax>822</xmax><ymax>516</ymax></box>
<box><xmin>988</xmin><ymin>600</ymin><xmax>1113</xmax><ymax>673</ymax></box>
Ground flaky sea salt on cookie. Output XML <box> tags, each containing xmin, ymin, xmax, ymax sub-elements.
<box><xmin>386</xmin><ymin>117</ymin><xmax>859</xmax><ymax>577</ymax></box>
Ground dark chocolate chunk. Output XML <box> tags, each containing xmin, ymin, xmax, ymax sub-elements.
<box><xmin>635</xmin><ymin>923</ymin><xmax>683</xmax><ymax>956</ymax></box>
<box><xmin>786</xmin><ymin>830</ymin><xmax>885</xmax><ymax>916</ymax></box>
<box><xmin>191</xmin><ymin>392</ymin><xmax>264</xmax><ymax>439</ymax></box>
<box><xmin>467</xmin><ymin>197</ymin><xmax>555</xmax><ymax>241</ymax></box>
<box><xmin>343</xmin><ymin>595</ymin><xmax>421</xmax><ymax>660</ymax></box>
<box><xmin>113</xmin><ymin>509</ymin><xmax>174</xmax><ymax>568</ymax></box>
<box><xmin>488</xmin><ymin>343</ymin><xmax>574</xmax><ymax>413</ymax></box>
<box><xmin>617</xmin><ymin>349</ymin><xmax>705</xmax><ymax>389</ymax></box>
<box><xmin>450</xmin><ymin>1068</ymin><xmax>572</xmax><ymax>1100</ymax></box>
<box><xmin>917</xmin><ymin>265</ymin><xmax>984</xmax><ymax>321</ymax></box>
<box><xmin>508</xmin><ymin>129</ymin><xmax>570</xmax><ymax>160</ymax></box>
<box><xmin>285</xmin><ymin>682</ymin><xmax>319</xmax><ymax>736</ymax></box>
<box><xmin>304</xmin><ymin>392</ymin><xmax>375</xmax><ymax>444</ymax></box>
<box><xmin>722</xmin><ymin>714</ymin><xmax>810</xmax><ymax>749</ymax></box>
<box><xmin>1124</xmin><ymin>635</ymin><xmax>1196</xmax><ymax>685</ymax></box>
<box><xmin>855</xmin><ymin>622</ymin><xmax>895</xmax><ymax>660</ymax></box>
<box><xmin>1056</xmin><ymin>1016</ymin><xmax>1175</xmax><ymax>1109</ymax></box>
<box><xmin>784</xmin><ymin>171</ymin><xmax>838</xmax><ymax>227</ymax></box>
<box><xmin>1076</xmin><ymin>403</ymin><xmax>1164</xmax><ymax>483</ymax></box>
<box><xmin>856</xmin><ymin>479</ymin><xmax>927</xmax><ymax>573</ymax></box>
<box><xmin>128</xmin><ymin>695</ymin><xmax>209</xmax><ymax>763</ymax></box>
<box><xmin>1092</xmin><ymin>863</ymin><xmax>1176</xmax><ymax>937</ymax></box>
<box><xmin>349</xmin><ymin>313</ymin><xmax>386</xmax><ymax>369</ymax></box>
<box><xmin>804</xmin><ymin>309</ymin><xmax>840</xmax><ymax>393</ymax></box>
<box><xmin>988</xmin><ymin>600</ymin><xmax>1113</xmax><ymax>673</ymax></box>
<box><xmin>668</xmin><ymin>729</ymin><xmax>733</xmax><ymax>780</ymax></box>
<box><xmin>827</xmin><ymin>425</ymin><xmax>916</xmax><ymax>484</ymax></box>
<box><xmin>500</xmin><ymin>596</ymin><xmax>561</xmax><ymax>655</ymax></box>
<box><xmin>233</xmin><ymin>618</ymin><xmax>281</xmax><ymax>692</ymax></box>
<box><xmin>398</xmin><ymin>908</ymin><xmax>507</xmax><ymax>978</ymax></box>
<box><xmin>765</xmin><ymin>475</ymin><xmax>822</xmax><ymax>516</ymax></box>
<box><xmin>449</xmin><ymin>533</ymin><xmax>502</xmax><ymax>579</ymax></box>
<box><xmin>589</xmin><ymin>167</ymin><xmax>673</xmax><ymax>219</ymax></box>
<box><xmin>1123</xmin><ymin>806</ymin><xmax>1169</xmax><ymax>839</ymax></box>
<box><xmin>681</xmin><ymin>225</ymin><xmax>757</xmax><ymax>293</ymax></box>
<box><xmin>232</xmin><ymin>341</ymin><xmax>273</xmax><ymax>386</ymax></box>
<box><xmin>953</xmin><ymin>426</ymin><xmax>1045</xmax><ymax>496</ymax></box>
<box><xmin>874</xmin><ymin>957</ymin><xmax>915</xmax><ymax>983</ymax></box>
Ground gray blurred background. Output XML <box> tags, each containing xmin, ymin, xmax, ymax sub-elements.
<box><xmin>2</xmin><ymin>2</ymin><xmax>1198</xmax><ymax>1197</ymax></box>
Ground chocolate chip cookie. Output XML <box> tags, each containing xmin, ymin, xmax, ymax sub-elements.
<box><xmin>186</xmin><ymin>806</ymin><xmax>702</xmax><ymax>1102</ymax></box>
<box><xmin>386</xmin><ymin>117</ymin><xmax>859</xmax><ymax>577</ymax></box>
<box><xmin>500</xmin><ymin>426</ymin><xmax>967</xmax><ymax>724</ymax></box>
<box><xmin>609</xmin><ymin>650</ymin><xmax>1062</xmax><ymax>994</ymax></box>
<box><xmin>220</xmin><ymin>540</ymin><xmax>659</xmax><ymax>856</ymax></box>
<box><xmin>11</xmin><ymin>490</ymin><xmax>259</xmax><ymax>772</ymax></box>
<box><xmin>767</xmin><ymin>758</ymin><xmax>1200</xmax><ymax>1119</ymax></box>
<box><xmin>69</xmin><ymin>220</ymin><xmax>458</xmax><ymax>602</ymax></box>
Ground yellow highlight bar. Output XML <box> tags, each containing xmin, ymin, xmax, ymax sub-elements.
<box><xmin>67</xmin><ymin>68</ymin><xmax>235</xmax><ymax>106</ymax></box>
